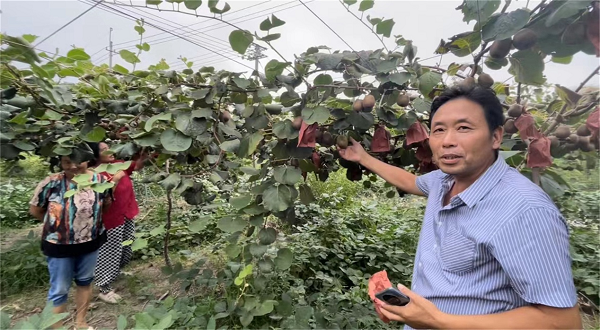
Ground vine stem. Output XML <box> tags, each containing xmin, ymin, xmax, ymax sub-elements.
<box><xmin>542</xmin><ymin>65</ymin><xmax>600</xmax><ymax>135</ymax></box>
<box><xmin>337</xmin><ymin>0</ymin><xmax>389</xmax><ymax>52</ymax></box>
<box><xmin>516</xmin><ymin>82</ymin><xmax>522</xmax><ymax>104</ymax></box>
<box><xmin>164</xmin><ymin>159</ymin><xmax>173</xmax><ymax>268</ymax></box>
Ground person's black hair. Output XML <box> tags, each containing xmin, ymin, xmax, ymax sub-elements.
<box><xmin>429</xmin><ymin>84</ymin><xmax>505</xmax><ymax>134</ymax></box>
<box><xmin>86</xmin><ymin>142</ymin><xmax>101</xmax><ymax>167</ymax></box>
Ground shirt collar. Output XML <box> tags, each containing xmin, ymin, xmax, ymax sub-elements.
<box><xmin>439</xmin><ymin>155</ymin><xmax>509</xmax><ymax>208</ymax></box>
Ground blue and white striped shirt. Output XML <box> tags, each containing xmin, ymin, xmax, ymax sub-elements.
<box><xmin>407</xmin><ymin>155</ymin><xmax>577</xmax><ymax>329</ymax></box>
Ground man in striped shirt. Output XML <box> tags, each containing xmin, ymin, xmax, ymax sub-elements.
<box><xmin>339</xmin><ymin>85</ymin><xmax>581</xmax><ymax>329</ymax></box>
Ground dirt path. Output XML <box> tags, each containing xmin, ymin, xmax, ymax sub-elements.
<box><xmin>0</xmin><ymin>225</ymin><xmax>43</xmax><ymax>252</ymax></box>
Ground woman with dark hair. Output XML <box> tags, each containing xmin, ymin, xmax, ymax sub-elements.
<box><xmin>89</xmin><ymin>141</ymin><xmax>147</xmax><ymax>303</ymax></box>
<box><xmin>29</xmin><ymin>144</ymin><xmax>111</xmax><ymax>330</ymax></box>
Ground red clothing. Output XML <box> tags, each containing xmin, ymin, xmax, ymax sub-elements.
<box><xmin>100</xmin><ymin>160</ymin><xmax>140</xmax><ymax>229</ymax></box>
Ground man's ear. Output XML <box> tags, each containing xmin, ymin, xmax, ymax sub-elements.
<box><xmin>492</xmin><ymin>126</ymin><xmax>503</xmax><ymax>150</ymax></box>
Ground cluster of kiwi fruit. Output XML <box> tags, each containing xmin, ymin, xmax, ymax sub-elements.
<box><xmin>489</xmin><ymin>28</ymin><xmax>538</xmax><ymax>60</ymax></box>
<box><xmin>503</xmin><ymin>104</ymin><xmax>524</xmax><ymax>134</ymax></box>
<box><xmin>353</xmin><ymin>94</ymin><xmax>376</xmax><ymax>112</ymax></box>
<box><xmin>551</xmin><ymin>124</ymin><xmax>597</xmax><ymax>152</ymax></box>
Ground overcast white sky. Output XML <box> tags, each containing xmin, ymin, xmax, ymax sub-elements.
<box><xmin>1</xmin><ymin>0</ymin><xmax>599</xmax><ymax>91</ymax></box>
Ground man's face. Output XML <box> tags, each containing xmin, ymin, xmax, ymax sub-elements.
<box><xmin>429</xmin><ymin>97</ymin><xmax>502</xmax><ymax>179</ymax></box>
<box><xmin>61</xmin><ymin>156</ymin><xmax>88</xmax><ymax>177</ymax></box>
<box><xmin>99</xmin><ymin>142</ymin><xmax>115</xmax><ymax>163</ymax></box>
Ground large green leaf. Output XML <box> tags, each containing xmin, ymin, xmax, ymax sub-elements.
<box><xmin>273</xmin><ymin>120</ymin><xmax>299</xmax><ymax>140</ymax></box>
<box><xmin>160</xmin><ymin>129</ymin><xmax>193</xmax><ymax>152</ymax></box>
<box><xmin>348</xmin><ymin>111</ymin><xmax>374</xmax><ymax>130</ymax></box>
<box><xmin>460</xmin><ymin>0</ymin><xmax>501</xmax><ymax>24</ymax></box>
<box><xmin>376</xmin><ymin>19</ymin><xmax>395</xmax><ymax>38</ymax></box>
<box><xmin>274</xmin><ymin>248</ymin><xmax>293</xmax><ymax>270</ymax></box>
<box><xmin>482</xmin><ymin>9</ymin><xmax>530</xmax><ymax>41</ymax></box>
<box><xmin>230</xmin><ymin>194</ymin><xmax>253</xmax><ymax>209</ymax></box>
<box><xmin>217</xmin><ymin>216</ymin><xmax>247</xmax><ymax>233</ymax></box>
<box><xmin>263</xmin><ymin>185</ymin><xmax>295</xmax><ymax>212</ymax></box>
<box><xmin>145</xmin><ymin>112</ymin><xmax>172</xmax><ymax>131</ymax></box>
<box><xmin>175</xmin><ymin>112</ymin><xmax>208</xmax><ymax>137</ymax></box>
<box><xmin>301</xmin><ymin>106</ymin><xmax>330</xmax><ymax>125</ymax></box>
<box><xmin>229</xmin><ymin>30</ymin><xmax>253</xmax><ymax>55</ymax></box>
<box><xmin>273</xmin><ymin>166</ymin><xmax>302</xmax><ymax>185</ymax></box>
<box><xmin>388</xmin><ymin>72</ymin><xmax>411</xmax><ymax>85</ymax></box>
<box><xmin>299</xmin><ymin>184</ymin><xmax>315</xmax><ymax>205</ymax></box>
<box><xmin>265</xmin><ymin>60</ymin><xmax>289</xmax><ymax>82</ymax></box>
<box><xmin>545</xmin><ymin>1</ymin><xmax>589</xmax><ymax>27</ymax></box>
<box><xmin>358</xmin><ymin>0</ymin><xmax>374</xmax><ymax>11</ymax></box>
<box><xmin>184</xmin><ymin>0</ymin><xmax>202</xmax><ymax>10</ymax></box>
<box><xmin>418</xmin><ymin>71</ymin><xmax>442</xmax><ymax>97</ymax></box>
<box><xmin>508</xmin><ymin>50</ymin><xmax>546</xmax><ymax>86</ymax></box>
<box><xmin>67</xmin><ymin>49</ymin><xmax>90</xmax><ymax>61</ymax></box>
<box><xmin>119</xmin><ymin>50</ymin><xmax>140</xmax><ymax>64</ymax></box>
<box><xmin>81</xmin><ymin>126</ymin><xmax>106</xmax><ymax>142</ymax></box>
<box><xmin>220</xmin><ymin>139</ymin><xmax>240</xmax><ymax>153</ymax></box>
<box><xmin>159</xmin><ymin>173</ymin><xmax>182</xmax><ymax>191</ymax></box>
<box><xmin>189</xmin><ymin>217</ymin><xmax>210</xmax><ymax>233</ymax></box>
<box><xmin>236</xmin><ymin>131</ymin><xmax>264</xmax><ymax>157</ymax></box>
<box><xmin>258</xmin><ymin>227</ymin><xmax>277</xmax><ymax>245</ymax></box>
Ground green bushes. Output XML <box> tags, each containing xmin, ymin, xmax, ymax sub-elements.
<box><xmin>0</xmin><ymin>231</ymin><xmax>48</xmax><ymax>299</ymax></box>
<box><xmin>0</xmin><ymin>182</ymin><xmax>39</xmax><ymax>228</ymax></box>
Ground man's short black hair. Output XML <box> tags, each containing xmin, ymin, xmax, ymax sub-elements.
<box><xmin>429</xmin><ymin>84</ymin><xmax>505</xmax><ymax>134</ymax></box>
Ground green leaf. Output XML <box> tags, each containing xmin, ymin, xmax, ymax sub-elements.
<box><xmin>91</xmin><ymin>182</ymin><xmax>114</xmax><ymax>193</ymax></box>
<box><xmin>508</xmin><ymin>50</ymin><xmax>546</xmax><ymax>86</ymax></box>
<box><xmin>258</xmin><ymin>227</ymin><xmax>277</xmax><ymax>245</ymax></box>
<box><xmin>274</xmin><ymin>248</ymin><xmax>293</xmax><ymax>270</ymax></box>
<box><xmin>210</xmin><ymin>2</ymin><xmax>231</xmax><ymax>14</ymax></box>
<box><xmin>153</xmin><ymin>314</ymin><xmax>173</xmax><ymax>330</ymax></box>
<box><xmin>388</xmin><ymin>72</ymin><xmax>411</xmax><ymax>85</ymax></box>
<box><xmin>461</xmin><ymin>0</ymin><xmax>501</xmax><ymax>24</ymax></box>
<box><xmin>189</xmin><ymin>217</ymin><xmax>211</xmax><ymax>233</ymax></box>
<box><xmin>229</xmin><ymin>30</ymin><xmax>253</xmax><ymax>55</ymax></box>
<box><xmin>81</xmin><ymin>126</ymin><xmax>106</xmax><ymax>142</ymax></box>
<box><xmin>418</xmin><ymin>71</ymin><xmax>442</xmax><ymax>97</ymax></box>
<box><xmin>13</xmin><ymin>140</ymin><xmax>35</xmax><ymax>151</ymax></box>
<box><xmin>314</xmin><ymin>74</ymin><xmax>333</xmax><ymax>85</ymax></box>
<box><xmin>159</xmin><ymin>173</ymin><xmax>182</xmax><ymax>191</ymax></box>
<box><xmin>265</xmin><ymin>60</ymin><xmax>289</xmax><ymax>82</ymax></box>
<box><xmin>160</xmin><ymin>129</ymin><xmax>193</xmax><ymax>152</ymax></box>
<box><xmin>64</xmin><ymin>190</ymin><xmax>77</xmax><ymax>199</ymax></box>
<box><xmin>376</xmin><ymin>19</ymin><xmax>395</xmax><ymax>38</ymax></box>
<box><xmin>9</xmin><ymin>112</ymin><xmax>28</xmax><ymax>125</ymax></box>
<box><xmin>263</xmin><ymin>185</ymin><xmax>295</xmax><ymax>212</ymax></box>
<box><xmin>21</xmin><ymin>34</ymin><xmax>38</xmax><ymax>43</ymax></box>
<box><xmin>119</xmin><ymin>50</ymin><xmax>140</xmax><ymax>64</ymax></box>
<box><xmin>117</xmin><ymin>315</ymin><xmax>128</xmax><ymax>330</ymax></box>
<box><xmin>147</xmin><ymin>0</ymin><xmax>162</xmax><ymax>4</ymax></box>
<box><xmin>301</xmin><ymin>106</ymin><xmax>330</xmax><ymax>124</ymax></box>
<box><xmin>551</xmin><ymin>55</ymin><xmax>572</xmax><ymax>64</ymax></box>
<box><xmin>225</xmin><ymin>244</ymin><xmax>241</xmax><ymax>258</ymax></box>
<box><xmin>376</xmin><ymin>59</ymin><xmax>397</xmax><ymax>73</ymax></box>
<box><xmin>270</xmin><ymin>14</ymin><xmax>286</xmax><ymax>28</ymax></box>
<box><xmin>260</xmin><ymin>17</ymin><xmax>273</xmax><ymax>31</ymax></box>
<box><xmin>131</xmin><ymin>238</ymin><xmax>148</xmax><ymax>251</ymax></box>
<box><xmin>253</xmin><ymin>300</ymin><xmax>275</xmax><ymax>316</ymax></box>
<box><xmin>175</xmin><ymin>112</ymin><xmax>208</xmax><ymax>137</ymax></box>
<box><xmin>217</xmin><ymin>216</ymin><xmax>246</xmax><ymax>233</ymax></box>
<box><xmin>299</xmin><ymin>184</ymin><xmax>315</xmax><ymax>205</ymax></box>
<box><xmin>220</xmin><ymin>139</ymin><xmax>240</xmax><ymax>153</ymax></box>
<box><xmin>184</xmin><ymin>0</ymin><xmax>202</xmax><ymax>10</ymax></box>
<box><xmin>232</xmin><ymin>78</ymin><xmax>251</xmax><ymax>89</ymax></box>
<box><xmin>230</xmin><ymin>194</ymin><xmax>253</xmax><ymax>209</ymax></box>
<box><xmin>67</xmin><ymin>48</ymin><xmax>90</xmax><ymax>61</ymax></box>
<box><xmin>149</xmin><ymin>225</ymin><xmax>165</xmax><ymax>237</ymax></box>
<box><xmin>273</xmin><ymin>166</ymin><xmax>302</xmax><ymax>185</ymax></box>
<box><xmin>236</xmin><ymin>131</ymin><xmax>264</xmax><ymax>157</ymax></box>
<box><xmin>412</xmin><ymin>98</ymin><xmax>432</xmax><ymax>115</ymax></box>
<box><xmin>358</xmin><ymin>0</ymin><xmax>374</xmax><ymax>11</ymax></box>
<box><xmin>482</xmin><ymin>9</ymin><xmax>530</xmax><ymax>41</ymax></box>
<box><xmin>145</xmin><ymin>112</ymin><xmax>172</xmax><ymax>131</ymax></box>
<box><xmin>273</xmin><ymin>120</ymin><xmax>299</xmax><ymax>140</ymax></box>
<box><xmin>343</xmin><ymin>0</ymin><xmax>357</xmax><ymax>5</ymax></box>
<box><xmin>545</xmin><ymin>1</ymin><xmax>589</xmax><ymax>27</ymax></box>
<box><xmin>206</xmin><ymin>316</ymin><xmax>216</xmax><ymax>330</ymax></box>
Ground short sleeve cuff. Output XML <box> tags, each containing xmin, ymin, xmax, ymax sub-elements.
<box><xmin>415</xmin><ymin>171</ymin><xmax>436</xmax><ymax>197</ymax></box>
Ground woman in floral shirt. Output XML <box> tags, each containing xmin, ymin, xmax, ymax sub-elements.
<box><xmin>29</xmin><ymin>148</ymin><xmax>111</xmax><ymax>330</ymax></box>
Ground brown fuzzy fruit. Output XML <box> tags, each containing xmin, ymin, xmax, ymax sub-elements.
<box><xmin>489</xmin><ymin>38</ymin><xmax>512</xmax><ymax>59</ymax></box>
<box><xmin>577</xmin><ymin>136</ymin><xmax>590</xmax><ymax>148</ymax></box>
<box><xmin>512</xmin><ymin>28</ymin><xmax>538</xmax><ymax>50</ymax></box>
<box><xmin>478</xmin><ymin>73</ymin><xmax>494</xmax><ymax>88</ymax></box>
<box><xmin>321</xmin><ymin>132</ymin><xmax>334</xmax><ymax>147</ymax></box>
<box><xmin>567</xmin><ymin>134</ymin><xmax>579</xmax><ymax>144</ymax></box>
<box><xmin>292</xmin><ymin>116</ymin><xmax>303</xmax><ymax>129</ymax></box>
<box><xmin>363</xmin><ymin>95</ymin><xmax>376</xmax><ymax>110</ymax></box>
<box><xmin>461</xmin><ymin>76</ymin><xmax>476</xmax><ymax>88</ymax></box>
<box><xmin>396</xmin><ymin>94</ymin><xmax>410</xmax><ymax>107</ymax></box>
<box><xmin>580</xmin><ymin>142</ymin><xmax>594</xmax><ymax>152</ymax></box>
<box><xmin>565</xmin><ymin>143</ymin><xmax>578</xmax><ymax>151</ymax></box>
<box><xmin>353</xmin><ymin>100</ymin><xmax>363</xmax><ymax>112</ymax></box>
<box><xmin>336</xmin><ymin>135</ymin><xmax>349</xmax><ymax>149</ymax></box>
<box><xmin>507</xmin><ymin>104</ymin><xmax>523</xmax><ymax>118</ymax></box>
<box><xmin>576</xmin><ymin>125</ymin><xmax>592</xmax><ymax>137</ymax></box>
<box><xmin>504</xmin><ymin>119</ymin><xmax>518</xmax><ymax>134</ymax></box>
<box><xmin>219</xmin><ymin>110</ymin><xmax>231</xmax><ymax>123</ymax></box>
<box><xmin>555</xmin><ymin>125</ymin><xmax>571</xmax><ymax>139</ymax></box>
<box><xmin>548</xmin><ymin>136</ymin><xmax>560</xmax><ymax>148</ymax></box>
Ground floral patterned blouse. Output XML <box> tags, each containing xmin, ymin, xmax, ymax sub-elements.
<box><xmin>29</xmin><ymin>172</ymin><xmax>109</xmax><ymax>257</ymax></box>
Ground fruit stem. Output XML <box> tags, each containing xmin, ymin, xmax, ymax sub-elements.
<box><xmin>516</xmin><ymin>83</ymin><xmax>522</xmax><ymax>104</ymax></box>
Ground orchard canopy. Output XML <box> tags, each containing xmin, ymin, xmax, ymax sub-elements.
<box><xmin>1</xmin><ymin>0</ymin><xmax>599</xmax><ymax>210</ymax></box>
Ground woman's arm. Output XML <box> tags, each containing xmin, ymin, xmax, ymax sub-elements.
<box><xmin>29</xmin><ymin>205</ymin><xmax>46</xmax><ymax>221</ymax></box>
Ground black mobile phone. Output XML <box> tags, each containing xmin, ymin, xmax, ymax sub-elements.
<box><xmin>375</xmin><ymin>287</ymin><xmax>410</xmax><ymax>306</ymax></box>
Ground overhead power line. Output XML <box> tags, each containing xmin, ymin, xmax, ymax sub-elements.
<box><xmin>34</xmin><ymin>0</ymin><xmax>101</xmax><ymax>48</ymax></box>
<box><xmin>80</xmin><ymin>0</ymin><xmax>255</xmax><ymax>71</ymax></box>
<box><xmin>297</xmin><ymin>0</ymin><xmax>356</xmax><ymax>53</ymax></box>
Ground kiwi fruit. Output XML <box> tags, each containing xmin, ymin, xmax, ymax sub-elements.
<box><xmin>567</xmin><ymin>134</ymin><xmax>579</xmax><ymax>144</ymax></box>
<box><xmin>512</xmin><ymin>28</ymin><xmax>538</xmax><ymax>50</ymax></box>
<box><xmin>507</xmin><ymin>104</ymin><xmax>523</xmax><ymax>118</ymax></box>
<box><xmin>363</xmin><ymin>95</ymin><xmax>376</xmax><ymax>111</ymax></box>
<box><xmin>292</xmin><ymin>116</ymin><xmax>303</xmax><ymax>129</ymax></box>
<box><xmin>290</xmin><ymin>159</ymin><xmax>299</xmax><ymax>167</ymax></box>
<box><xmin>353</xmin><ymin>100</ymin><xmax>363</xmax><ymax>112</ymax></box>
<box><xmin>396</xmin><ymin>94</ymin><xmax>410</xmax><ymax>107</ymax></box>
<box><xmin>461</xmin><ymin>76</ymin><xmax>476</xmax><ymax>88</ymax></box>
<box><xmin>548</xmin><ymin>135</ymin><xmax>560</xmax><ymax>148</ymax></box>
<box><xmin>504</xmin><ymin>119</ymin><xmax>518</xmax><ymax>134</ymax></box>
<box><xmin>315</xmin><ymin>129</ymin><xmax>323</xmax><ymax>143</ymax></box>
<box><xmin>580</xmin><ymin>142</ymin><xmax>594</xmax><ymax>152</ymax></box>
<box><xmin>336</xmin><ymin>135</ymin><xmax>349</xmax><ymax>149</ymax></box>
<box><xmin>489</xmin><ymin>38</ymin><xmax>512</xmax><ymax>59</ymax></box>
<box><xmin>555</xmin><ymin>125</ymin><xmax>571</xmax><ymax>139</ymax></box>
<box><xmin>478</xmin><ymin>73</ymin><xmax>494</xmax><ymax>88</ymax></box>
<box><xmin>576</xmin><ymin>125</ymin><xmax>591</xmax><ymax>137</ymax></box>
<box><xmin>321</xmin><ymin>132</ymin><xmax>334</xmax><ymax>147</ymax></box>
<box><xmin>219</xmin><ymin>110</ymin><xmax>231</xmax><ymax>123</ymax></box>
<box><xmin>562</xmin><ymin>22</ymin><xmax>586</xmax><ymax>46</ymax></box>
<box><xmin>565</xmin><ymin>143</ymin><xmax>579</xmax><ymax>151</ymax></box>
<box><xmin>577</xmin><ymin>136</ymin><xmax>590</xmax><ymax>148</ymax></box>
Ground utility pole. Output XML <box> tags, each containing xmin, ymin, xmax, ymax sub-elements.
<box><xmin>108</xmin><ymin>27</ymin><xmax>113</xmax><ymax>69</ymax></box>
<box><xmin>242</xmin><ymin>43</ymin><xmax>267</xmax><ymax>82</ymax></box>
